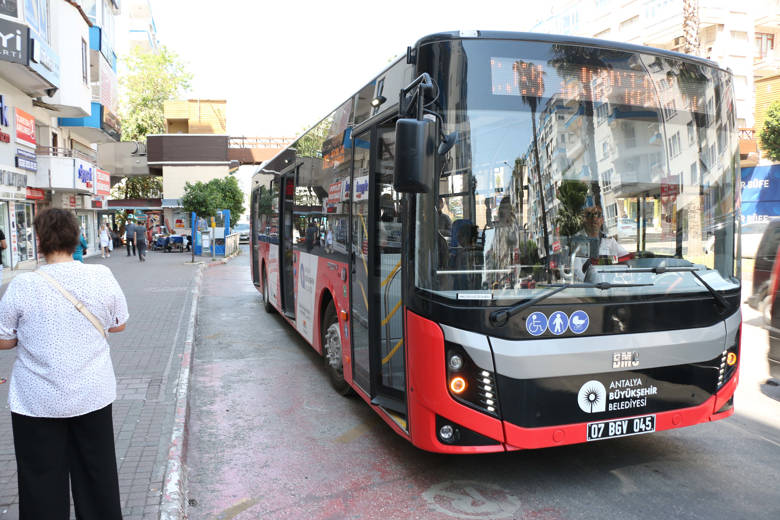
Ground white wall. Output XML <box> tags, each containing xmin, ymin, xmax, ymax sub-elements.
<box><xmin>162</xmin><ymin>165</ymin><xmax>230</xmax><ymax>199</ymax></box>
<box><xmin>47</xmin><ymin>0</ymin><xmax>91</xmax><ymax>117</ymax></box>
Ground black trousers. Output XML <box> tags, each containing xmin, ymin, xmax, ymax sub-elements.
<box><xmin>137</xmin><ymin>240</ymin><xmax>147</xmax><ymax>260</ymax></box>
<box><xmin>11</xmin><ymin>404</ymin><xmax>122</xmax><ymax>520</ymax></box>
<box><xmin>126</xmin><ymin>238</ymin><xmax>135</xmax><ymax>256</ymax></box>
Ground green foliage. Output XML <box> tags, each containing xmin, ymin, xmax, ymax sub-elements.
<box><xmin>110</xmin><ymin>176</ymin><xmax>163</xmax><ymax>199</ymax></box>
<box><xmin>119</xmin><ymin>45</ymin><xmax>192</xmax><ymax>142</ymax></box>
<box><xmin>181</xmin><ymin>177</ymin><xmax>246</xmax><ymax>227</ymax></box>
<box><xmin>554</xmin><ymin>180</ymin><xmax>588</xmax><ymax>236</ymax></box>
<box><xmin>760</xmin><ymin>101</ymin><xmax>780</xmax><ymax>162</ymax></box>
<box><xmin>295</xmin><ymin>118</ymin><xmax>333</xmax><ymax>157</ymax></box>
<box><xmin>256</xmin><ymin>185</ymin><xmax>274</xmax><ymax>215</ymax></box>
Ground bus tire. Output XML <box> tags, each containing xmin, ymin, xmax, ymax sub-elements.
<box><xmin>262</xmin><ymin>269</ymin><xmax>274</xmax><ymax>314</ymax></box>
<box><xmin>322</xmin><ymin>302</ymin><xmax>351</xmax><ymax>395</ymax></box>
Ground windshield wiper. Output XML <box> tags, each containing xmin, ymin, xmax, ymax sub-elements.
<box><xmin>595</xmin><ymin>266</ymin><xmax>729</xmax><ymax>310</ymax></box>
<box><xmin>488</xmin><ymin>281</ymin><xmax>653</xmax><ymax>327</ymax></box>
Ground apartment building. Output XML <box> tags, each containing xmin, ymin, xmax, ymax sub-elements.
<box><xmin>0</xmin><ymin>1</ymin><xmax>120</xmax><ymax>271</ymax></box>
<box><xmin>532</xmin><ymin>0</ymin><xmax>761</xmax><ymax>128</ymax></box>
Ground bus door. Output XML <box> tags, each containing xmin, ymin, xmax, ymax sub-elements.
<box><xmin>250</xmin><ymin>189</ymin><xmax>260</xmax><ymax>286</ymax></box>
<box><xmin>280</xmin><ymin>173</ymin><xmax>296</xmax><ymax>318</ymax></box>
<box><xmin>350</xmin><ymin>122</ymin><xmax>407</xmax><ymax>418</ymax></box>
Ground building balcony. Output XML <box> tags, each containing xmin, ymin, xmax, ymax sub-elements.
<box><xmin>31</xmin><ymin>147</ymin><xmax>98</xmax><ymax>193</ymax></box>
<box><xmin>97</xmin><ymin>141</ymin><xmax>150</xmax><ymax>180</ymax></box>
<box><xmin>754</xmin><ymin>47</ymin><xmax>780</xmax><ymax>79</ymax></box>
<box><xmin>59</xmin><ymin>102</ymin><xmax>121</xmax><ymax>143</ymax></box>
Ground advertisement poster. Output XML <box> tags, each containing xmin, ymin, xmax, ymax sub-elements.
<box><xmin>14</xmin><ymin>108</ymin><xmax>35</xmax><ymax>147</ymax></box>
<box><xmin>96</xmin><ymin>169</ymin><xmax>110</xmax><ymax>196</ymax></box>
<box><xmin>296</xmin><ymin>252</ymin><xmax>319</xmax><ymax>344</ymax></box>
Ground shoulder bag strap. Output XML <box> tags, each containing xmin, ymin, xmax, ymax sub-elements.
<box><xmin>36</xmin><ymin>270</ymin><xmax>107</xmax><ymax>339</ymax></box>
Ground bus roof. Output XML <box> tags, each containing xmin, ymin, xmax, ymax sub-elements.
<box><xmin>415</xmin><ymin>30</ymin><xmax>723</xmax><ymax>71</ymax></box>
<box><xmin>257</xmin><ymin>30</ymin><xmax>726</xmax><ymax>178</ymax></box>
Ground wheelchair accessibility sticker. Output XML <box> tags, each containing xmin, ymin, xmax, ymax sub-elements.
<box><xmin>525</xmin><ymin>312</ymin><xmax>547</xmax><ymax>336</ymax></box>
<box><xmin>526</xmin><ymin>310</ymin><xmax>590</xmax><ymax>336</ymax></box>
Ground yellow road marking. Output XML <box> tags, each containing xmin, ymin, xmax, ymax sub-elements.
<box><xmin>335</xmin><ymin>420</ymin><xmax>373</xmax><ymax>443</ymax></box>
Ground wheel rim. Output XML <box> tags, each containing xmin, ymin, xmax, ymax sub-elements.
<box><xmin>324</xmin><ymin>322</ymin><xmax>342</xmax><ymax>371</ymax></box>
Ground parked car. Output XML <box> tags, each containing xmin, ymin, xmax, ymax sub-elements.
<box><xmin>233</xmin><ymin>223</ymin><xmax>250</xmax><ymax>243</ymax></box>
<box><xmin>746</xmin><ymin>220</ymin><xmax>780</xmax><ymax>310</ymax></box>
<box><xmin>763</xmin><ymin>249</ymin><xmax>780</xmax><ymax>379</ymax></box>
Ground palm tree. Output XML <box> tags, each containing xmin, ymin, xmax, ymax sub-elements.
<box><xmin>514</xmin><ymin>61</ymin><xmax>551</xmax><ymax>282</ymax></box>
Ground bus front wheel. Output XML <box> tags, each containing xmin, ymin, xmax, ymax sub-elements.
<box><xmin>322</xmin><ymin>302</ymin><xmax>351</xmax><ymax>395</ymax></box>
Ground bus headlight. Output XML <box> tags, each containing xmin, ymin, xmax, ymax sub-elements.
<box><xmin>445</xmin><ymin>341</ymin><xmax>500</xmax><ymax>417</ymax></box>
<box><xmin>718</xmin><ymin>327</ymin><xmax>740</xmax><ymax>389</ymax></box>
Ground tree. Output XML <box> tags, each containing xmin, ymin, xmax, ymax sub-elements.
<box><xmin>555</xmin><ymin>180</ymin><xmax>588</xmax><ymax>238</ymax></box>
<box><xmin>181</xmin><ymin>177</ymin><xmax>245</xmax><ymax>227</ymax></box>
<box><xmin>760</xmin><ymin>101</ymin><xmax>780</xmax><ymax>162</ymax></box>
<box><xmin>111</xmin><ymin>176</ymin><xmax>163</xmax><ymax>199</ymax></box>
<box><xmin>119</xmin><ymin>45</ymin><xmax>192</xmax><ymax>142</ymax></box>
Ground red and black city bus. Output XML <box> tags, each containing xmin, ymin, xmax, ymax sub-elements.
<box><xmin>250</xmin><ymin>31</ymin><xmax>741</xmax><ymax>453</ymax></box>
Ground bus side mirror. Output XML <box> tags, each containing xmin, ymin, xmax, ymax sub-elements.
<box><xmin>394</xmin><ymin>118</ymin><xmax>435</xmax><ymax>193</ymax></box>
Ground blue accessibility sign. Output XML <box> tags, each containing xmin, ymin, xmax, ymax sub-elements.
<box><xmin>568</xmin><ymin>310</ymin><xmax>589</xmax><ymax>334</ymax></box>
<box><xmin>526</xmin><ymin>312</ymin><xmax>548</xmax><ymax>336</ymax></box>
<box><xmin>548</xmin><ymin>311</ymin><xmax>569</xmax><ymax>335</ymax></box>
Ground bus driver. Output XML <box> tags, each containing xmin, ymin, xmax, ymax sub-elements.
<box><xmin>573</xmin><ymin>206</ymin><xmax>629</xmax><ymax>281</ymax></box>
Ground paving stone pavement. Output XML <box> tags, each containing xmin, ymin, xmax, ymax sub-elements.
<box><xmin>0</xmin><ymin>249</ymin><xmax>205</xmax><ymax>520</ymax></box>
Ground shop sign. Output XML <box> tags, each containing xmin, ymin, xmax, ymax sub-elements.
<box><xmin>327</xmin><ymin>181</ymin><xmax>342</xmax><ymax>204</ymax></box>
<box><xmin>96</xmin><ymin>169</ymin><xmax>110</xmax><ymax>196</ymax></box>
<box><xmin>0</xmin><ymin>94</ymin><xmax>10</xmax><ymax>143</ymax></box>
<box><xmin>15</xmin><ymin>148</ymin><xmax>37</xmax><ymax>172</ymax></box>
<box><xmin>29</xmin><ymin>33</ymin><xmax>61</xmax><ymax>88</ymax></box>
<box><xmin>25</xmin><ymin>187</ymin><xmax>44</xmax><ymax>200</ymax></box>
<box><xmin>0</xmin><ymin>18</ymin><xmax>28</xmax><ymax>65</ymax></box>
<box><xmin>75</xmin><ymin>161</ymin><xmax>94</xmax><ymax>190</ymax></box>
<box><xmin>15</xmin><ymin>108</ymin><xmax>35</xmax><ymax>147</ymax></box>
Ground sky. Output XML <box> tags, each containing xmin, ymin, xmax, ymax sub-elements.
<box><xmin>148</xmin><ymin>0</ymin><xmax>550</xmax><ymax>138</ymax></box>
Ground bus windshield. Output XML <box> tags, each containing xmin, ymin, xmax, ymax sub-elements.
<box><xmin>415</xmin><ymin>38</ymin><xmax>740</xmax><ymax>303</ymax></box>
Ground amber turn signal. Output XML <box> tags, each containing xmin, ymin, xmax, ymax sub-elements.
<box><xmin>449</xmin><ymin>377</ymin><xmax>467</xmax><ymax>394</ymax></box>
<box><xmin>726</xmin><ymin>352</ymin><xmax>737</xmax><ymax>366</ymax></box>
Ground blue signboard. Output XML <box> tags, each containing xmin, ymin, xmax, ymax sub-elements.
<box><xmin>741</xmin><ymin>165</ymin><xmax>780</xmax><ymax>223</ymax></box>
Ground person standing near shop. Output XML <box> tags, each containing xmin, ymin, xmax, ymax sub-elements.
<box><xmin>125</xmin><ymin>218</ymin><xmax>136</xmax><ymax>257</ymax></box>
<box><xmin>134</xmin><ymin>222</ymin><xmax>147</xmax><ymax>262</ymax></box>
<box><xmin>0</xmin><ymin>226</ymin><xmax>6</xmax><ymax>280</ymax></box>
<box><xmin>0</xmin><ymin>208</ymin><xmax>127</xmax><ymax>519</ymax></box>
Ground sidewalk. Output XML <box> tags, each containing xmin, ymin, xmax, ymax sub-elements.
<box><xmin>0</xmin><ymin>248</ymin><xmax>201</xmax><ymax>519</ymax></box>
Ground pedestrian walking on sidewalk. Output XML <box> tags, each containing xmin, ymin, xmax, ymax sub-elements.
<box><xmin>72</xmin><ymin>230</ymin><xmax>88</xmax><ymax>262</ymax></box>
<box><xmin>134</xmin><ymin>222</ymin><xmax>147</xmax><ymax>262</ymax></box>
<box><xmin>0</xmin><ymin>208</ymin><xmax>128</xmax><ymax>520</ymax></box>
<box><xmin>125</xmin><ymin>218</ymin><xmax>136</xmax><ymax>256</ymax></box>
<box><xmin>99</xmin><ymin>223</ymin><xmax>111</xmax><ymax>258</ymax></box>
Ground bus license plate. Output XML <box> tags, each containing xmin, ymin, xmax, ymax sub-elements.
<box><xmin>586</xmin><ymin>415</ymin><xmax>655</xmax><ymax>441</ymax></box>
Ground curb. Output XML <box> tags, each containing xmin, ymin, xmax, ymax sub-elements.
<box><xmin>159</xmin><ymin>264</ymin><xmax>205</xmax><ymax>520</ymax></box>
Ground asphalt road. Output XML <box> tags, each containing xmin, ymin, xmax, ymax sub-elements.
<box><xmin>185</xmin><ymin>248</ymin><xmax>780</xmax><ymax>520</ymax></box>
